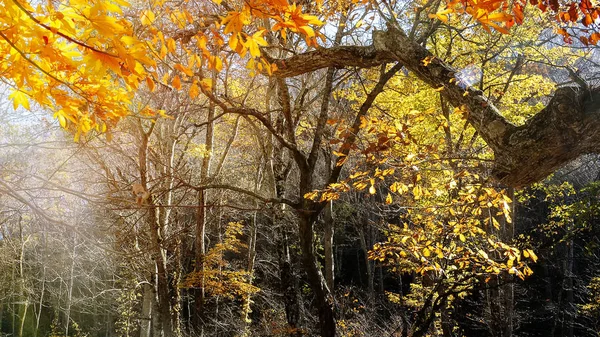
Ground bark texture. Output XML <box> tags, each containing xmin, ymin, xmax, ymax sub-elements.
<box><xmin>267</xmin><ymin>46</ymin><xmax>395</xmax><ymax>78</ymax></box>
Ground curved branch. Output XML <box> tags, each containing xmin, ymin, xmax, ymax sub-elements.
<box><xmin>175</xmin><ymin>178</ymin><xmax>299</xmax><ymax>208</ymax></box>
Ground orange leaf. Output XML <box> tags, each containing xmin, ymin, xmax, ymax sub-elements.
<box><xmin>175</xmin><ymin>63</ymin><xmax>194</xmax><ymax>77</ymax></box>
<box><xmin>189</xmin><ymin>81</ymin><xmax>199</xmax><ymax>98</ymax></box>
<box><xmin>146</xmin><ymin>77</ymin><xmax>155</xmax><ymax>92</ymax></box>
<box><xmin>172</xmin><ymin>75</ymin><xmax>182</xmax><ymax>90</ymax></box>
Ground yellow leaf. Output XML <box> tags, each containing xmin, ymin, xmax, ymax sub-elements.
<box><xmin>304</xmin><ymin>191</ymin><xmax>319</xmax><ymax>200</ymax></box>
<box><xmin>428</xmin><ymin>8</ymin><xmax>453</xmax><ymax>23</ymax></box>
<box><xmin>413</xmin><ymin>185</ymin><xmax>422</xmax><ymax>199</ymax></box>
<box><xmin>140</xmin><ymin>10</ymin><xmax>155</xmax><ymax>26</ymax></box>
<box><xmin>9</xmin><ymin>90</ymin><xmax>30</xmax><ymax>110</ymax></box>
<box><xmin>423</xmin><ymin>247</ymin><xmax>431</xmax><ymax>257</ymax></box>
<box><xmin>421</xmin><ymin>56</ymin><xmax>434</xmax><ymax>66</ymax></box>
<box><xmin>209</xmin><ymin>56</ymin><xmax>223</xmax><ymax>71</ymax></box>
<box><xmin>527</xmin><ymin>249</ymin><xmax>538</xmax><ymax>263</ymax></box>
<box><xmin>459</xmin><ymin>234</ymin><xmax>466</xmax><ymax>242</ymax></box>
<box><xmin>492</xmin><ymin>217</ymin><xmax>500</xmax><ymax>229</ymax></box>
<box><xmin>223</xmin><ymin>10</ymin><xmax>247</xmax><ymax>35</ymax></box>
<box><xmin>300</xmin><ymin>13</ymin><xmax>324</xmax><ymax>26</ymax></box>
<box><xmin>385</xmin><ymin>193</ymin><xmax>393</xmax><ymax>205</ymax></box>
<box><xmin>428</xmin><ymin>13</ymin><xmax>449</xmax><ymax>23</ymax></box>
<box><xmin>200</xmin><ymin>78</ymin><xmax>212</xmax><ymax>90</ymax></box>
<box><xmin>166</xmin><ymin>38</ymin><xmax>176</xmax><ymax>53</ymax></box>
<box><xmin>244</xmin><ymin>30</ymin><xmax>268</xmax><ymax>58</ymax></box>
<box><xmin>54</xmin><ymin>110</ymin><xmax>67</xmax><ymax>128</ymax></box>
<box><xmin>369</xmin><ymin>185</ymin><xmax>376</xmax><ymax>195</ymax></box>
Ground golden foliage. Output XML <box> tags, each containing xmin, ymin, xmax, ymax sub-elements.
<box><xmin>182</xmin><ymin>222</ymin><xmax>259</xmax><ymax>300</ymax></box>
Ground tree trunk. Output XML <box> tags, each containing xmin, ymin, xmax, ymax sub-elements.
<box><xmin>565</xmin><ymin>238</ymin><xmax>574</xmax><ymax>337</ymax></box>
<box><xmin>140</xmin><ymin>283</ymin><xmax>153</xmax><ymax>337</ymax></box>
<box><xmin>194</xmin><ymin>188</ymin><xmax>207</xmax><ymax>327</ymax></box>
<box><xmin>277</xmin><ymin>226</ymin><xmax>302</xmax><ymax>336</ymax></box>
<box><xmin>138</xmin><ymin>123</ymin><xmax>173</xmax><ymax>337</ymax></box>
<box><xmin>151</xmin><ymin>287</ymin><xmax>162</xmax><ymax>337</ymax></box>
<box><xmin>18</xmin><ymin>302</ymin><xmax>28</xmax><ymax>337</ymax></box>
<box><xmin>194</xmin><ymin>73</ymin><xmax>215</xmax><ymax>329</ymax></box>
<box><xmin>35</xmin><ymin>267</ymin><xmax>45</xmax><ymax>337</ymax></box>
<box><xmin>298</xmin><ymin>214</ymin><xmax>336</xmax><ymax>337</ymax></box>
<box><xmin>323</xmin><ymin>201</ymin><xmax>335</xmax><ymax>292</ymax></box>
<box><xmin>358</xmin><ymin>222</ymin><xmax>374</xmax><ymax>299</ymax></box>
<box><xmin>65</xmin><ymin>235</ymin><xmax>76</xmax><ymax>337</ymax></box>
<box><xmin>17</xmin><ymin>218</ymin><xmax>29</xmax><ymax>337</ymax></box>
<box><xmin>149</xmin><ymin>199</ymin><xmax>173</xmax><ymax>337</ymax></box>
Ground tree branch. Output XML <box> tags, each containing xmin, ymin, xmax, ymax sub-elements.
<box><xmin>178</xmin><ymin>180</ymin><xmax>299</xmax><ymax>208</ymax></box>
<box><xmin>268</xmin><ymin>46</ymin><xmax>395</xmax><ymax>78</ymax></box>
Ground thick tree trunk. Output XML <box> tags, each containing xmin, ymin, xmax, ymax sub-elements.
<box><xmin>372</xmin><ymin>26</ymin><xmax>600</xmax><ymax>187</ymax></box>
<box><xmin>139</xmin><ymin>283</ymin><xmax>153</xmax><ymax>337</ymax></box>
<box><xmin>298</xmin><ymin>213</ymin><xmax>336</xmax><ymax>337</ymax></box>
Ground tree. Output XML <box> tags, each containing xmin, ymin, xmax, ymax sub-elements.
<box><xmin>4</xmin><ymin>0</ymin><xmax>600</xmax><ymax>336</ymax></box>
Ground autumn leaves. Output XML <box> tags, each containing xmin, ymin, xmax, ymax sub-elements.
<box><xmin>430</xmin><ymin>0</ymin><xmax>600</xmax><ymax>43</ymax></box>
<box><xmin>1</xmin><ymin>0</ymin><xmax>327</xmax><ymax>142</ymax></box>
